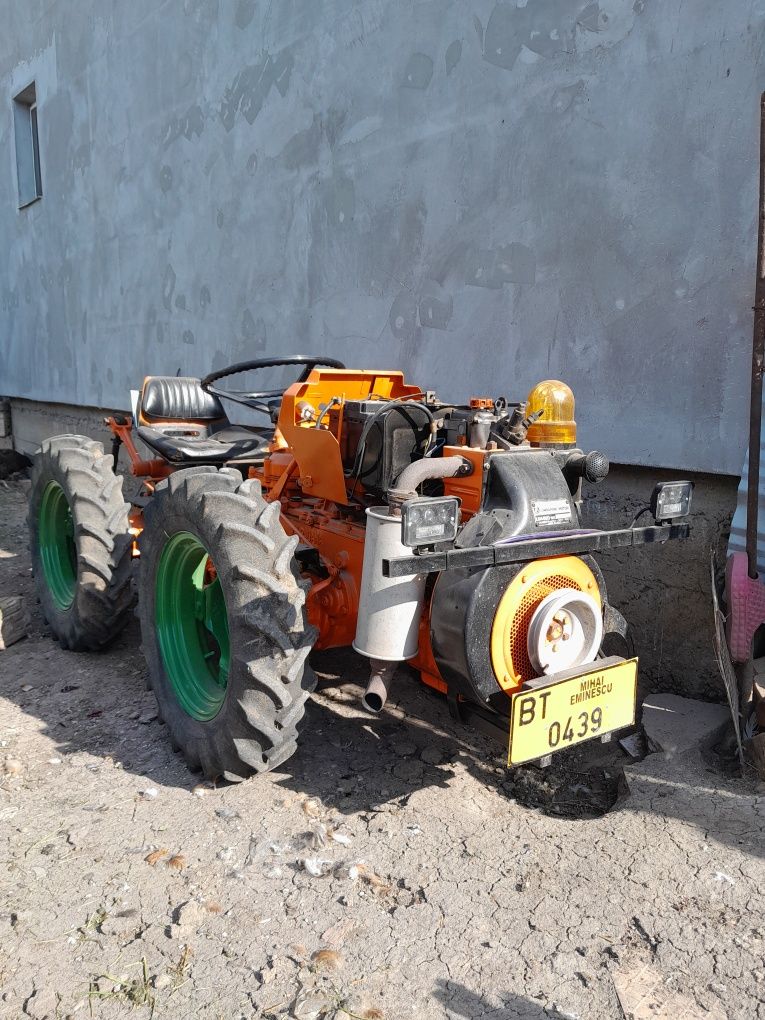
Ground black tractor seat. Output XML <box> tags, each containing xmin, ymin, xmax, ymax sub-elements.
<box><xmin>135</xmin><ymin>375</ymin><xmax>271</xmax><ymax>465</ymax></box>
<box><xmin>136</xmin><ymin>424</ymin><xmax>271</xmax><ymax>465</ymax></box>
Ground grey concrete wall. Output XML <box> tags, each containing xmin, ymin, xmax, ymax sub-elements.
<box><xmin>1</xmin><ymin>1</ymin><xmax>762</xmax><ymax>475</ymax></box>
<box><xmin>8</xmin><ymin>398</ymin><xmax>121</xmax><ymax>459</ymax></box>
<box><xmin>581</xmin><ymin>465</ymin><xmax>737</xmax><ymax>701</ymax></box>
<box><xmin>7</xmin><ymin>397</ymin><xmax>146</xmax><ymax>498</ymax></box>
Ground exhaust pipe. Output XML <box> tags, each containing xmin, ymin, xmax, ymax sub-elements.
<box><xmin>388</xmin><ymin>454</ymin><xmax>472</xmax><ymax>507</ymax></box>
<box><xmin>362</xmin><ymin>660</ymin><xmax>397</xmax><ymax>714</ymax></box>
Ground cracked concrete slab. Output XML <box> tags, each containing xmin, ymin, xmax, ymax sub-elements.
<box><xmin>642</xmin><ymin>694</ymin><xmax>731</xmax><ymax>758</ymax></box>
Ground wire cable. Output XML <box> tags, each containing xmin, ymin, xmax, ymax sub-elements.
<box><xmin>629</xmin><ymin>506</ymin><xmax>652</xmax><ymax>528</ymax></box>
<box><xmin>346</xmin><ymin>398</ymin><xmax>435</xmax><ymax>482</ymax></box>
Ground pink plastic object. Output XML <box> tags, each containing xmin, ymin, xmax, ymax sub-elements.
<box><xmin>725</xmin><ymin>552</ymin><xmax>765</xmax><ymax>662</ymax></box>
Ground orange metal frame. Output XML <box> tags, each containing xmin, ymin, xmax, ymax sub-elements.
<box><xmin>107</xmin><ymin>368</ymin><xmax>489</xmax><ymax>692</ymax></box>
<box><xmin>106</xmin><ymin>417</ymin><xmax>171</xmax><ymax>487</ymax></box>
<box><xmin>276</xmin><ymin>369</ymin><xmax>422</xmax><ymax>504</ymax></box>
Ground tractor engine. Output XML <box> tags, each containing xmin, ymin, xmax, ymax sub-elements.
<box><xmin>324</xmin><ymin>381</ymin><xmax>618</xmax><ymax>714</ymax></box>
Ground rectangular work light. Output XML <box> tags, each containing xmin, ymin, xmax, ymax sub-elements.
<box><xmin>650</xmin><ymin>480</ymin><xmax>694</xmax><ymax>523</ymax></box>
<box><xmin>401</xmin><ymin>496</ymin><xmax>461</xmax><ymax>548</ymax></box>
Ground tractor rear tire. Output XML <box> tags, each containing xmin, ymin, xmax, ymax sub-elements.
<box><xmin>28</xmin><ymin>435</ymin><xmax>134</xmax><ymax>650</ymax></box>
<box><xmin>137</xmin><ymin>466</ymin><xmax>317</xmax><ymax>781</ymax></box>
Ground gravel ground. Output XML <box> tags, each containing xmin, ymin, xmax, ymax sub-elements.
<box><xmin>1</xmin><ymin>476</ymin><xmax>764</xmax><ymax>1020</ymax></box>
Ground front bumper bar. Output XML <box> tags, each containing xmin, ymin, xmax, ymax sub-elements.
<box><xmin>382</xmin><ymin>522</ymin><xmax>690</xmax><ymax>578</ymax></box>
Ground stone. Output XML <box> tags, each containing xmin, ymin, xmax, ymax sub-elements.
<box><xmin>420</xmin><ymin>743</ymin><xmax>445</xmax><ymax>765</ymax></box>
<box><xmin>301</xmin><ymin>797</ymin><xmax>323</xmax><ymax>818</ymax></box>
<box><xmin>618</xmin><ymin>731</ymin><xmax>645</xmax><ymax>759</ymax></box>
<box><xmin>300</xmin><ymin>856</ymin><xmax>332</xmax><ymax>877</ymax></box>
<box><xmin>391</xmin><ymin>739</ymin><xmax>417</xmax><ymax>757</ymax></box>
<box><xmin>641</xmin><ymin>694</ymin><xmax>730</xmax><ymax>757</ymax></box>
<box><xmin>310</xmin><ymin>948</ymin><xmax>343</xmax><ymax>971</ymax></box>
<box><xmin>2</xmin><ymin>757</ymin><xmax>22</xmax><ymax>776</ymax></box>
<box><xmin>748</xmin><ymin>732</ymin><xmax>765</xmax><ymax>779</ymax></box>
<box><xmin>169</xmin><ymin>899</ymin><xmax>205</xmax><ymax>937</ymax></box>
<box><xmin>393</xmin><ymin>759</ymin><xmax>424</xmax><ymax>782</ymax></box>
<box><xmin>0</xmin><ymin>596</ymin><xmax>29</xmax><ymax>650</ymax></box>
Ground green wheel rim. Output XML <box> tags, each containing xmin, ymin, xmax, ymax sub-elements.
<box><xmin>38</xmin><ymin>481</ymin><xmax>78</xmax><ymax>610</ymax></box>
<box><xmin>155</xmin><ymin>531</ymin><xmax>230</xmax><ymax>721</ymax></box>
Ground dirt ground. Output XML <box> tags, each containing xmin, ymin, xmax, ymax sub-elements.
<box><xmin>1</xmin><ymin>475</ymin><xmax>764</xmax><ymax>1020</ymax></box>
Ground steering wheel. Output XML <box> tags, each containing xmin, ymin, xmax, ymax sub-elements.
<box><xmin>201</xmin><ymin>355</ymin><xmax>346</xmax><ymax>417</ymax></box>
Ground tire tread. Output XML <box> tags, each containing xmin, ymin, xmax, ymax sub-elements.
<box><xmin>28</xmin><ymin>435</ymin><xmax>134</xmax><ymax>651</ymax></box>
<box><xmin>138</xmin><ymin>467</ymin><xmax>316</xmax><ymax>780</ymax></box>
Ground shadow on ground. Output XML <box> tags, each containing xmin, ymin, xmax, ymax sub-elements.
<box><xmin>5</xmin><ymin>614</ymin><xmax>760</xmax><ymax>859</ymax></box>
<box><xmin>431</xmin><ymin>979</ymin><xmax>571</xmax><ymax>1019</ymax></box>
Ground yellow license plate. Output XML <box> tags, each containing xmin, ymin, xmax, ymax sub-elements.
<box><xmin>508</xmin><ymin>657</ymin><xmax>638</xmax><ymax>766</ymax></box>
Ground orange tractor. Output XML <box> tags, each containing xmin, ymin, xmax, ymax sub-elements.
<box><xmin>28</xmin><ymin>357</ymin><xmax>692</xmax><ymax>779</ymax></box>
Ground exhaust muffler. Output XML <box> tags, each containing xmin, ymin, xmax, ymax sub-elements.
<box><xmin>352</xmin><ymin>505</ymin><xmax>427</xmax><ymax>662</ymax></box>
<box><xmin>353</xmin><ymin>457</ymin><xmax>472</xmax><ymax>712</ymax></box>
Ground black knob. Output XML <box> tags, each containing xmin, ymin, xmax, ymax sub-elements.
<box><xmin>583</xmin><ymin>451</ymin><xmax>610</xmax><ymax>483</ymax></box>
<box><xmin>564</xmin><ymin>450</ymin><xmax>610</xmax><ymax>484</ymax></box>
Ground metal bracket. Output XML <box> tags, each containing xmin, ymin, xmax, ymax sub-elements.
<box><xmin>382</xmin><ymin>523</ymin><xmax>690</xmax><ymax>578</ymax></box>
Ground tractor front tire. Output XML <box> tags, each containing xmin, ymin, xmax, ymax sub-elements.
<box><xmin>137</xmin><ymin>466</ymin><xmax>317</xmax><ymax>781</ymax></box>
<box><xmin>28</xmin><ymin>435</ymin><xmax>133</xmax><ymax>650</ymax></box>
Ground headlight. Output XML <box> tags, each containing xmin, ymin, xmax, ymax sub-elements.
<box><xmin>650</xmin><ymin>480</ymin><xmax>694</xmax><ymax>523</ymax></box>
<box><xmin>401</xmin><ymin>496</ymin><xmax>461</xmax><ymax>548</ymax></box>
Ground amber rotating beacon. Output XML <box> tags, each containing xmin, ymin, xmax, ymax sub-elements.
<box><xmin>525</xmin><ymin>380</ymin><xmax>576</xmax><ymax>447</ymax></box>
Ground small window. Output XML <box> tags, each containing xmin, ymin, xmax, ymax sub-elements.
<box><xmin>13</xmin><ymin>82</ymin><xmax>42</xmax><ymax>208</ymax></box>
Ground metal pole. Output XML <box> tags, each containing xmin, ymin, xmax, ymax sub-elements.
<box><xmin>746</xmin><ymin>92</ymin><xmax>765</xmax><ymax>579</ymax></box>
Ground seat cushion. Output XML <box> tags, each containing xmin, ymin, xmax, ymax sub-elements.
<box><xmin>140</xmin><ymin>376</ymin><xmax>226</xmax><ymax>422</ymax></box>
<box><xmin>136</xmin><ymin>425</ymin><xmax>270</xmax><ymax>464</ymax></box>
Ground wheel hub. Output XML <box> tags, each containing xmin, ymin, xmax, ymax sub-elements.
<box><xmin>155</xmin><ymin>531</ymin><xmax>230</xmax><ymax>721</ymax></box>
<box><xmin>38</xmin><ymin>481</ymin><xmax>77</xmax><ymax>610</ymax></box>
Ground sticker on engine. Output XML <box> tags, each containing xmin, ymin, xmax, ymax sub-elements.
<box><xmin>531</xmin><ymin>498</ymin><xmax>572</xmax><ymax>527</ymax></box>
